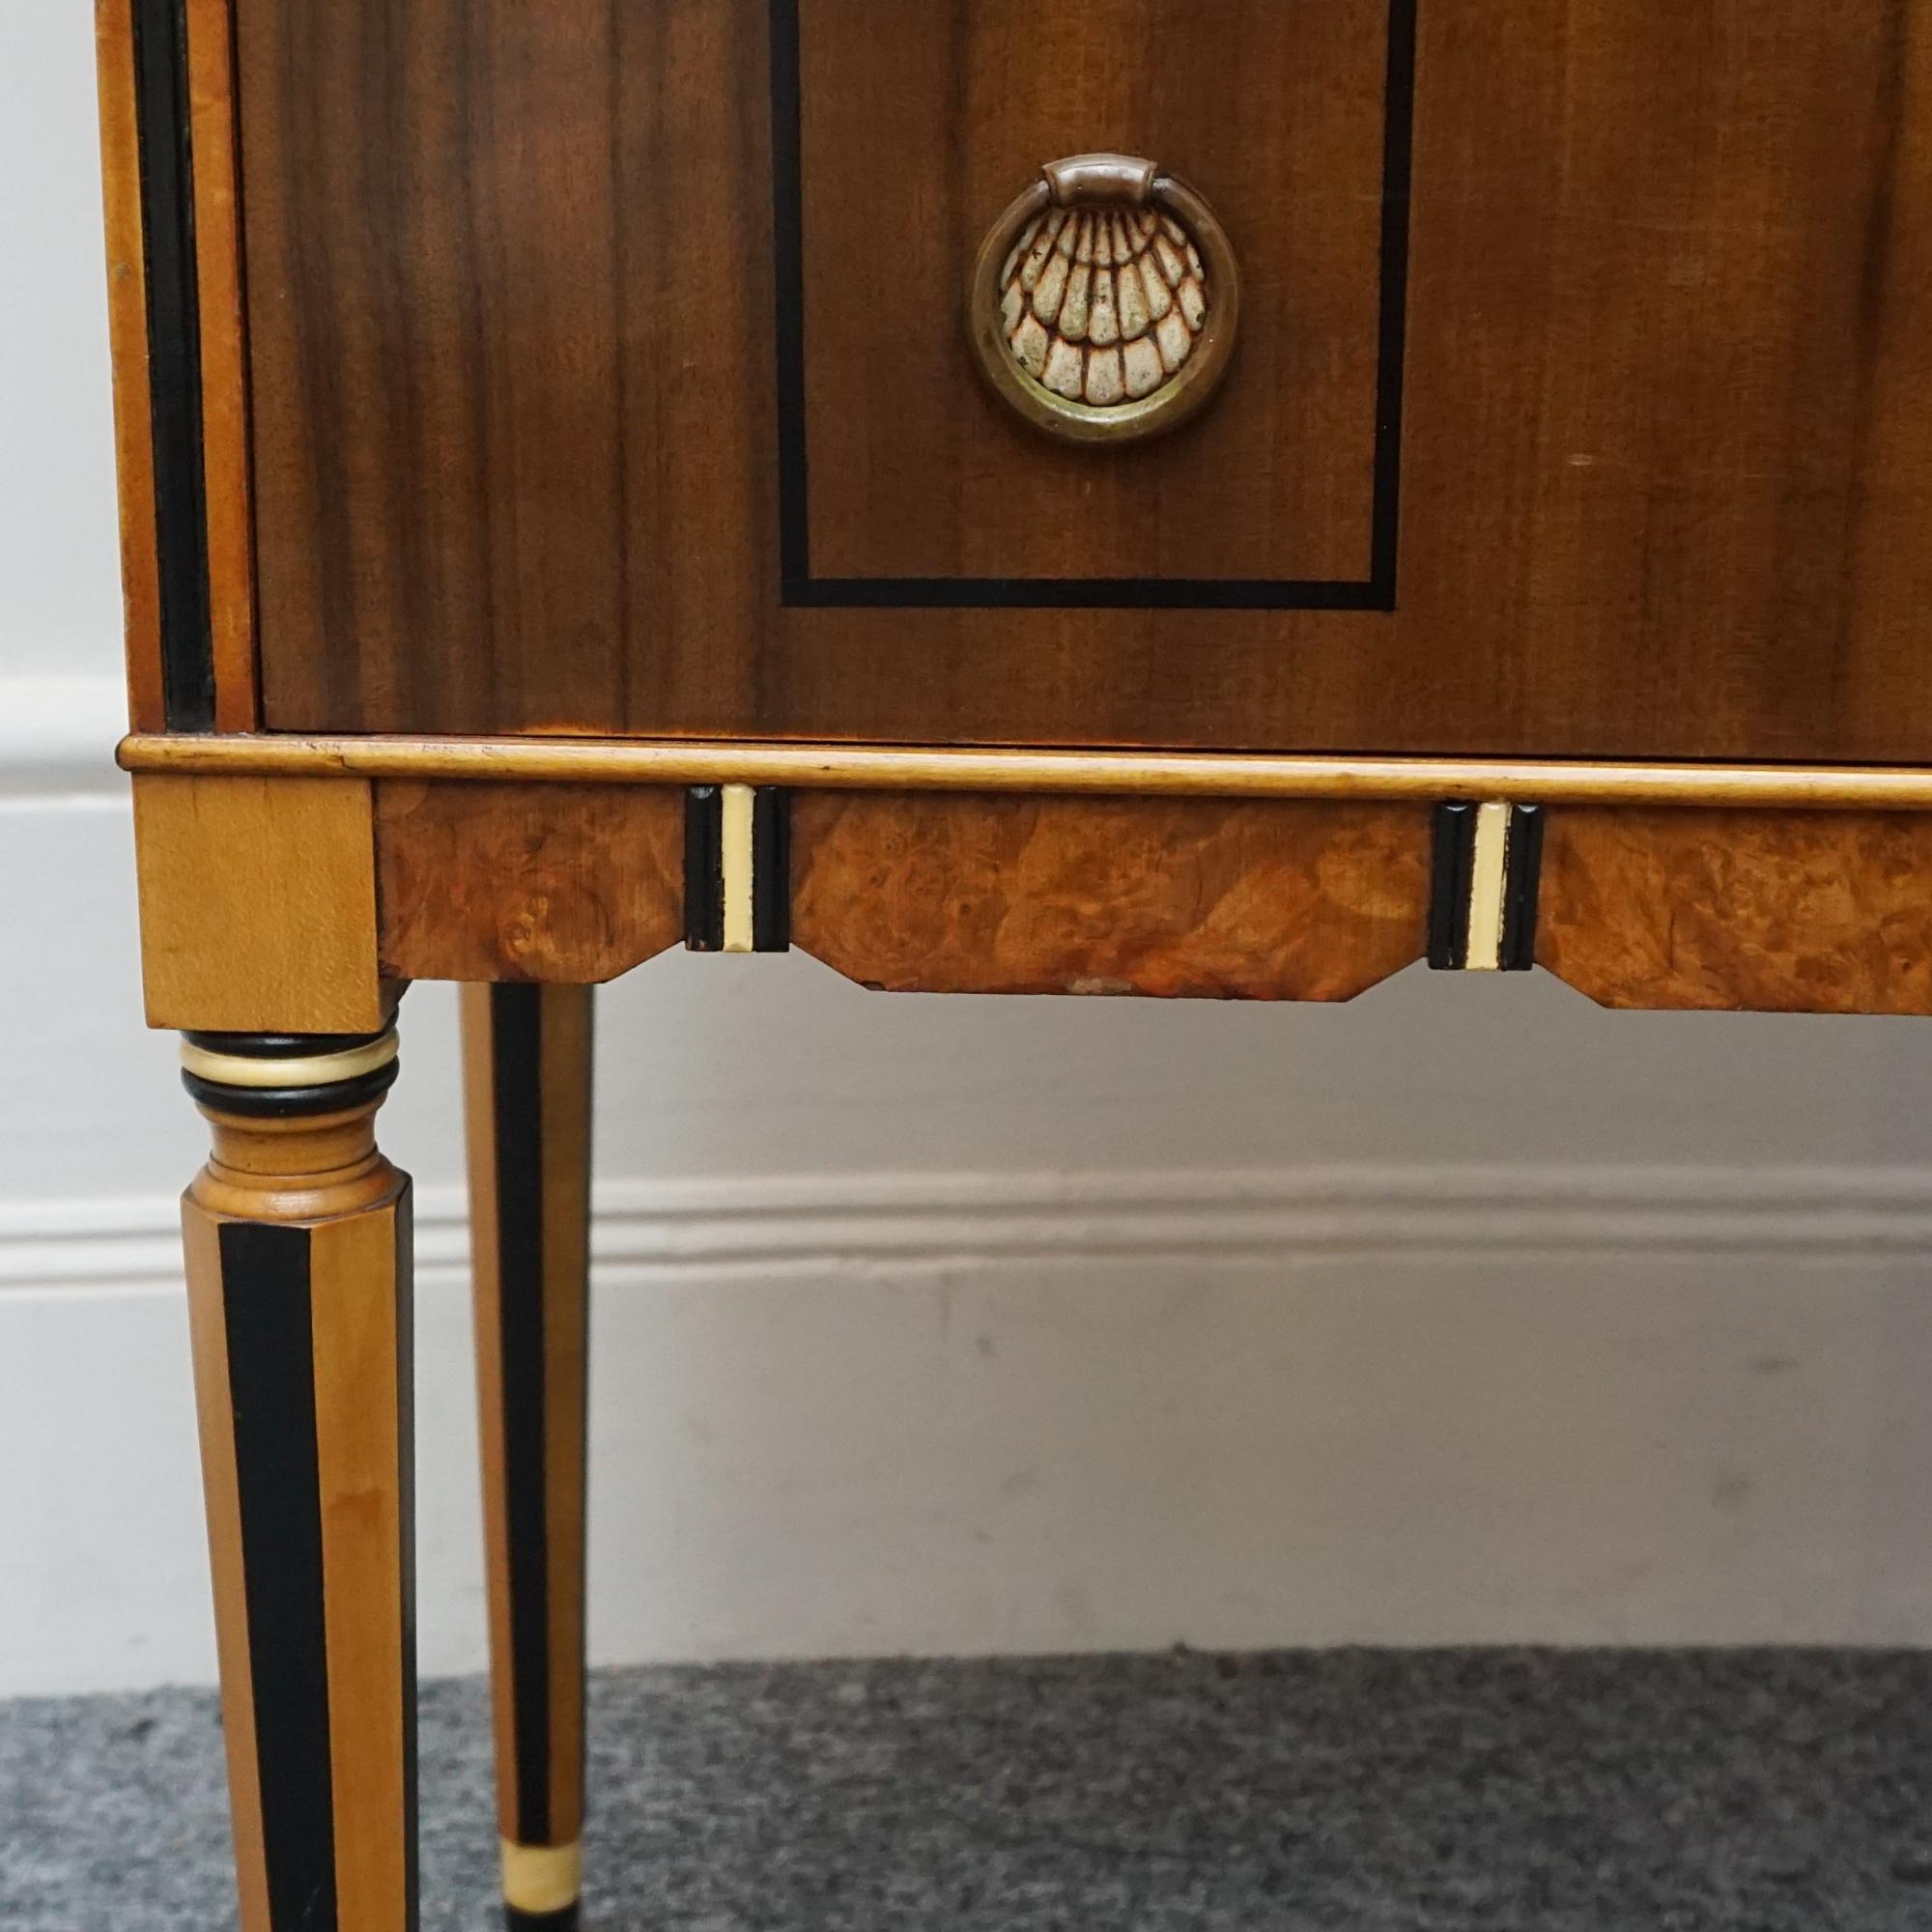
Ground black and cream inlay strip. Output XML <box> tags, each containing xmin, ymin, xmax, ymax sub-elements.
<box><xmin>685</xmin><ymin>785</ymin><xmax>791</xmax><ymax>954</ymax></box>
<box><xmin>1430</xmin><ymin>802</ymin><xmax>1545</xmax><ymax>973</ymax></box>
<box><xmin>180</xmin><ymin>1027</ymin><xmax>402</xmax><ymax>1115</ymax></box>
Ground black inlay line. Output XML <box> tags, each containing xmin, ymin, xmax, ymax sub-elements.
<box><xmin>684</xmin><ymin>787</ymin><xmax>725</xmax><ymax>952</ymax></box>
<box><xmin>766</xmin><ymin>0</ymin><xmax>1416</xmax><ymax>612</ymax></box>
<box><xmin>768</xmin><ymin>0</ymin><xmax>810</xmax><ymax>592</ymax></box>
<box><xmin>492</xmin><ymin>986</ymin><xmax>554</xmax><ymax>1845</ymax></box>
<box><xmin>1429</xmin><ymin>803</ymin><xmax>1477</xmax><ymax>971</ymax></box>
<box><xmin>182</xmin><ymin>1061</ymin><xmax>401</xmax><ymax>1121</ymax></box>
<box><xmin>1370</xmin><ymin>0</ymin><xmax>1418</xmax><ymax>596</ymax></box>
<box><xmin>185</xmin><ymin>1030</ymin><xmax>393</xmax><ymax>1058</ymax></box>
<box><xmin>1500</xmin><ymin>805</ymin><xmax>1547</xmax><ymax>974</ymax></box>
<box><xmin>131</xmin><ymin>0</ymin><xmax>214</xmax><ymax>729</ymax></box>
<box><xmin>220</xmin><ymin>1220</ymin><xmax>337</xmax><ymax>1932</ymax></box>
<box><xmin>753</xmin><ymin>788</ymin><xmax>791</xmax><ymax>953</ymax></box>
<box><xmin>782</xmin><ymin>577</ymin><xmax>1396</xmax><ymax>613</ymax></box>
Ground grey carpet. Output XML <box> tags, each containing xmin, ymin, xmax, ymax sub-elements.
<box><xmin>4</xmin><ymin>1650</ymin><xmax>1931</xmax><ymax>1930</ymax></box>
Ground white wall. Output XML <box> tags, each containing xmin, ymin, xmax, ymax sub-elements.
<box><xmin>5</xmin><ymin>10</ymin><xmax>1932</xmax><ymax>1698</ymax></box>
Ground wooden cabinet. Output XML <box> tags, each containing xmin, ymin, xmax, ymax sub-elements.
<box><xmin>146</xmin><ymin>0</ymin><xmax>1929</xmax><ymax>761</ymax></box>
<box><xmin>97</xmin><ymin>4</ymin><xmax>1932</xmax><ymax>1926</ymax></box>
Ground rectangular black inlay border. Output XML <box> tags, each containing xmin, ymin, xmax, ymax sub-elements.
<box><xmin>220</xmin><ymin>1219</ymin><xmax>338</xmax><ymax>1932</ymax></box>
<box><xmin>131</xmin><ymin>0</ymin><xmax>215</xmax><ymax>728</ymax></box>
<box><xmin>490</xmin><ymin>985</ymin><xmax>555</xmax><ymax>1843</ymax></box>
<box><xmin>769</xmin><ymin>0</ymin><xmax>1417</xmax><ymax>612</ymax></box>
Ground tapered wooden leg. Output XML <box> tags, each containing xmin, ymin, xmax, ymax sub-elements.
<box><xmin>463</xmin><ymin>985</ymin><xmax>594</xmax><ymax>1932</ymax></box>
<box><xmin>180</xmin><ymin>1024</ymin><xmax>416</xmax><ymax>1932</ymax></box>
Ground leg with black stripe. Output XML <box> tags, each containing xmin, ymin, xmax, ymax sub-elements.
<box><xmin>462</xmin><ymin>985</ymin><xmax>594</xmax><ymax>1931</ymax></box>
<box><xmin>180</xmin><ymin>1024</ymin><xmax>417</xmax><ymax>1932</ymax></box>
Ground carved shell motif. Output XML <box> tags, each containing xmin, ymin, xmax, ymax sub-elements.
<box><xmin>1000</xmin><ymin>204</ymin><xmax>1210</xmax><ymax>409</ymax></box>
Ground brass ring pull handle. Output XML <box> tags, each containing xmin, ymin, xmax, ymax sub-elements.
<box><xmin>968</xmin><ymin>153</ymin><xmax>1240</xmax><ymax>447</ymax></box>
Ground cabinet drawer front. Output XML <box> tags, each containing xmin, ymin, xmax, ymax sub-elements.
<box><xmin>234</xmin><ymin>1</ymin><xmax>1932</xmax><ymax>764</ymax></box>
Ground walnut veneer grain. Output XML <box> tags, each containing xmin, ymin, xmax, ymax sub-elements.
<box><xmin>237</xmin><ymin>0</ymin><xmax>1932</xmax><ymax>765</ymax></box>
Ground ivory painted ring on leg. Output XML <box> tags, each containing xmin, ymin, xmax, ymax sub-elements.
<box><xmin>968</xmin><ymin>154</ymin><xmax>1241</xmax><ymax>447</ymax></box>
<box><xmin>180</xmin><ymin>1028</ymin><xmax>400</xmax><ymax>1090</ymax></box>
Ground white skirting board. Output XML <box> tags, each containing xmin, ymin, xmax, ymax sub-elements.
<box><xmin>4</xmin><ymin>1181</ymin><xmax>1932</xmax><ymax>1696</ymax></box>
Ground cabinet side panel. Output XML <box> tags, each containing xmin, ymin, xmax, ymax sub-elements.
<box><xmin>100</xmin><ymin>0</ymin><xmax>257</xmax><ymax>731</ymax></box>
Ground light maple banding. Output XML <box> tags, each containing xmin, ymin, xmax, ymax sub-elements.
<box><xmin>133</xmin><ymin>775</ymin><xmax>390</xmax><ymax>1035</ymax></box>
<box><xmin>183</xmin><ymin>0</ymin><xmax>258</xmax><ymax>731</ymax></box>
<box><xmin>121</xmin><ymin>735</ymin><xmax>1932</xmax><ymax>812</ymax></box>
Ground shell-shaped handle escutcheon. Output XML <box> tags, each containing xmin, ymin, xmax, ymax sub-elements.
<box><xmin>968</xmin><ymin>155</ymin><xmax>1241</xmax><ymax>446</ymax></box>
